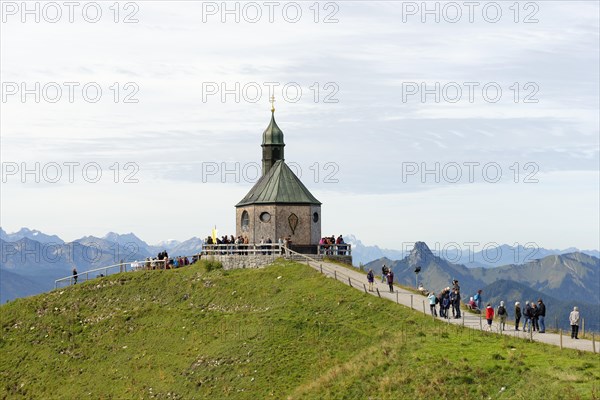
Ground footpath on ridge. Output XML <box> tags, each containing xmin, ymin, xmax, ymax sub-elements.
<box><xmin>296</xmin><ymin>256</ymin><xmax>598</xmax><ymax>353</ymax></box>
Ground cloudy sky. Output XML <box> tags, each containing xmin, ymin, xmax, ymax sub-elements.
<box><xmin>1</xmin><ymin>1</ymin><xmax>598</xmax><ymax>250</ymax></box>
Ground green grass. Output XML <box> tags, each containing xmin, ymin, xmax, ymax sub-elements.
<box><xmin>1</xmin><ymin>260</ymin><xmax>598</xmax><ymax>399</ymax></box>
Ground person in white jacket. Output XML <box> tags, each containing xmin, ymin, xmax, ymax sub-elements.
<box><xmin>569</xmin><ymin>306</ymin><xmax>580</xmax><ymax>339</ymax></box>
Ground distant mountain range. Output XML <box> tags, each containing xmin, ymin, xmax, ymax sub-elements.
<box><xmin>344</xmin><ymin>234</ymin><xmax>599</xmax><ymax>268</ymax></box>
<box><xmin>0</xmin><ymin>227</ymin><xmax>203</xmax><ymax>303</ymax></box>
<box><xmin>3</xmin><ymin>227</ymin><xmax>599</xmax><ymax>332</ymax></box>
<box><xmin>364</xmin><ymin>242</ymin><xmax>600</xmax><ymax>331</ymax></box>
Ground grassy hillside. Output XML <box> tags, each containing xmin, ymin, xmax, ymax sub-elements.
<box><xmin>1</xmin><ymin>260</ymin><xmax>599</xmax><ymax>399</ymax></box>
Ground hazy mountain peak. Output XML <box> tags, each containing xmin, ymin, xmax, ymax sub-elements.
<box><xmin>0</xmin><ymin>227</ymin><xmax>64</xmax><ymax>244</ymax></box>
<box><xmin>408</xmin><ymin>241</ymin><xmax>434</xmax><ymax>265</ymax></box>
<box><xmin>103</xmin><ymin>232</ymin><xmax>142</xmax><ymax>241</ymax></box>
<box><xmin>154</xmin><ymin>239</ymin><xmax>182</xmax><ymax>248</ymax></box>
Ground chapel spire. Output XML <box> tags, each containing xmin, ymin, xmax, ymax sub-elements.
<box><xmin>261</xmin><ymin>96</ymin><xmax>285</xmax><ymax>176</ymax></box>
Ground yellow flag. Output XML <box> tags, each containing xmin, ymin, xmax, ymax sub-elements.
<box><xmin>211</xmin><ymin>226</ymin><xmax>217</xmax><ymax>244</ymax></box>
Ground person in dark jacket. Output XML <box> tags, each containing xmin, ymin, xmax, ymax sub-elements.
<box><xmin>436</xmin><ymin>292</ymin><xmax>445</xmax><ymax>318</ymax></box>
<box><xmin>514</xmin><ymin>302</ymin><xmax>522</xmax><ymax>331</ymax></box>
<box><xmin>531</xmin><ymin>302</ymin><xmax>539</xmax><ymax>331</ymax></box>
<box><xmin>367</xmin><ymin>269</ymin><xmax>374</xmax><ymax>292</ymax></box>
<box><xmin>523</xmin><ymin>301</ymin><xmax>532</xmax><ymax>332</ymax></box>
<box><xmin>381</xmin><ymin>264</ymin><xmax>388</xmax><ymax>283</ymax></box>
<box><xmin>387</xmin><ymin>270</ymin><xmax>394</xmax><ymax>293</ymax></box>
<box><xmin>441</xmin><ymin>291</ymin><xmax>451</xmax><ymax>319</ymax></box>
<box><xmin>537</xmin><ymin>298</ymin><xmax>546</xmax><ymax>333</ymax></box>
<box><xmin>450</xmin><ymin>288</ymin><xmax>461</xmax><ymax>319</ymax></box>
<box><xmin>72</xmin><ymin>267</ymin><xmax>78</xmax><ymax>284</ymax></box>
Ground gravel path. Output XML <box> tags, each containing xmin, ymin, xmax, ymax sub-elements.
<box><xmin>301</xmin><ymin>257</ymin><xmax>598</xmax><ymax>353</ymax></box>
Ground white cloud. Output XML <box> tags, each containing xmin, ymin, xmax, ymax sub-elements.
<box><xmin>1</xmin><ymin>1</ymin><xmax>598</xmax><ymax>249</ymax></box>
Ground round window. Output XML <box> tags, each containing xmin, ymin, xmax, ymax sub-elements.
<box><xmin>260</xmin><ymin>212</ymin><xmax>271</xmax><ymax>222</ymax></box>
<box><xmin>313</xmin><ymin>212</ymin><xmax>319</xmax><ymax>223</ymax></box>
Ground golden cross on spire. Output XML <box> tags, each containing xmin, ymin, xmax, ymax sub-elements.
<box><xmin>270</xmin><ymin>95</ymin><xmax>275</xmax><ymax>112</ymax></box>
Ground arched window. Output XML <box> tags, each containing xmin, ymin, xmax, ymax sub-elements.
<box><xmin>313</xmin><ymin>212</ymin><xmax>319</xmax><ymax>223</ymax></box>
<box><xmin>241</xmin><ymin>210</ymin><xmax>249</xmax><ymax>231</ymax></box>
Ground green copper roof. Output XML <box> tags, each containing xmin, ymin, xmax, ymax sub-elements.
<box><xmin>262</xmin><ymin>111</ymin><xmax>284</xmax><ymax>145</ymax></box>
<box><xmin>236</xmin><ymin>160</ymin><xmax>321</xmax><ymax>206</ymax></box>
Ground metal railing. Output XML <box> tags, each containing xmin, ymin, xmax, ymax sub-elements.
<box><xmin>54</xmin><ymin>254</ymin><xmax>202</xmax><ymax>289</ymax></box>
<box><xmin>317</xmin><ymin>243</ymin><xmax>352</xmax><ymax>256</ymax></box>
<box><xmin>55</xmin><ymin>262</ymin><xmax>131</xmax><ymax>289</ymax></box>
<box><xmin>202</xmin><ymin>243</ymin><xmax>285</xmax><ymax>256</ymax></box>
<box><xmin>284</xmin><ymin>247</ymin><xmax>365</xmax><ymax>289</ymax></box>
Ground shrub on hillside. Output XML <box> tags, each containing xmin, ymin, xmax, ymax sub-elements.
<box><xmin>203</xmin><ymin>259</ymin><xmax>223</xmax><ymax>272</ymax></box>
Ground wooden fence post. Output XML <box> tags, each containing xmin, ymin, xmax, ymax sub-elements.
<box><xmin>396</xmin><ymin>292</ymin><xmax>399</xmax><ymax>304</ymax></box>
<box><xmin>479</xmin><ymin>314</ymin><xmax>482</xmax><ymax>330</ymax></box>
<box><xmin>334</xmin><ymin>270</ymin><xmax>337</xmax><ymax>280</ymax></box>
<box><xmin>348</xmin><ymin>277</ymin><xmax>352</xmax><ymax>287</ymax></box>
<box><xmin>530</xmin><ymin>327</ymin><xmax>533</xmax><ymax>342</ymax></box>
<box><xmin>410</xmin><ymin>295</ymin><xmax>413</xmax><ymax>309</ymax></box>
<box><xmin>376</xmin><ymin>288</ymin><xmax>381</xmax><ymax>298</ymax></box>
<box><xmin>582</xmin><ymin>318</ymin><xmax>585</xmax><ymax>337</ymax></box>
<box><xmin>593</xmin><ymin>333</ymin><xmax>596</xmax><ymax>354</ymax></box>
<box><xmin>560</xmin><ymin>329</ymin><xmax>563</xmax><ymax>350</ymax></box>
<box><xmin>363</xmin><ymin>284</ymin><xmax>368</xmax><ymax>294</ymax></box>
<box><xmin>422</xmin><ymin>300</ymin><xmax>426</xmax><ymax>315</ymax></box>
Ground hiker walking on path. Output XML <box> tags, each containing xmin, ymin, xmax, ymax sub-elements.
<box><xmin>485</xmin><ymin>303</ymin><xmax>494</xmax><ymax>331</ymax></box>
<box><xmin>497</xmin><ymin>301</ymin><xmax>508</xmax><ymax>332</ymax></box>
<box><xmin>367</xmin><ymin>269</ymin><xmax>374</xmax><ymax>292</ymax></box>
<box><xmin>387</xmin><ymin>270</ymin><xmax>394</xmax><ymax>293</ymax></box>
<box><xmin>72</xmin><ymin>267</ymin><xmax>78</xmax><ymax>285</ymax></box>
<box><xmin>537</xmin><ymin>299</ymin><xmax>546</xmax><ymax>333</ymax></box>
<box><xmin>514</xmin><ymin>302</ymin><xmax>522</xmax><ymax>331</ymax></box>
<box><xmin>428</xmin><ymin>292</ymin><xmax>437</xmax><ymax>317</ymax></box>
<box><xmin>569</xmin><ymin>306</ymin><xmax>580</xmax><ymax>339</ymax></box>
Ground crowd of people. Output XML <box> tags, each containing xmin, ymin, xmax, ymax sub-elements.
<box><xmin>318</xmin><ymin>235</ymin><xmax>348</xmax><ymax>255</ymax></box>
<box><xmin>203</xmin><ymin>234</ymin><xmax>350</xmax><ymax>256</ymax></box>
<box><xmin>204</xmin><ymin>234</ymin><xmax>290</xmax><ymax>255</ymax></box>
<box><xmin>468</xmin><ymin>293</ymin><xmax>549</xmax><ymax>333</ymax></box>
<box><xmin>429</xmin><ymin>284</ymin><xmax>550</xmax><ymax>333</ymax></box>
<box><xmin>206</xmin><ymin>235</ymin><xmax>249</xmax><ymax>246</ymax></box>
<box><xmin>365</xmin><ymin>269</ymin><xmax>583</xmax><ymax>339</ymax></box>
<box><xmin>426</xmin><ymin>280</ymin><xmax>463</xmax><ymax>319</ymax></box>
<box><xmin>132</xmin><ymin>250</ymin><xmax>199</xmax><ymax>270</ymax></box>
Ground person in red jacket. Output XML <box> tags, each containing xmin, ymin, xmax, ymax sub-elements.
<box><xmin>485</xmin><ymin>303</ymin><xmax>495</xmax><ymax>331</ymax></box>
